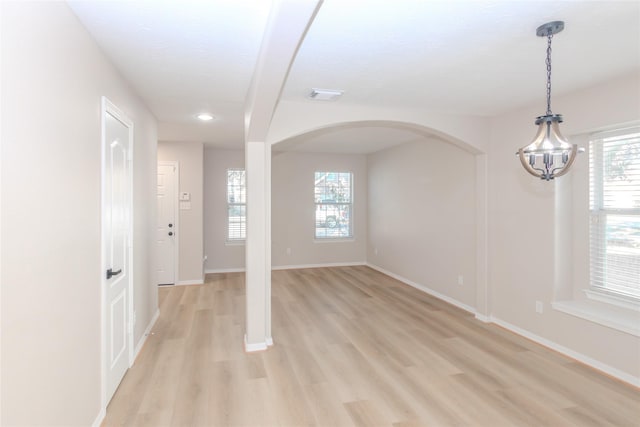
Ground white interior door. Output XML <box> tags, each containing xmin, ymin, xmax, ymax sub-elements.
<box><xmin>157</xmin><ymin>162</ymin><xmax>177</xmax><ymax>285</ymax></box>
<box><xmin>102</xmin><ymin>98</ymin><xmax>133</xmax><ymax>404</ymax></box>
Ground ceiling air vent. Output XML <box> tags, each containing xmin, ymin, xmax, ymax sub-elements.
<box><xmin>308</xmin><ymin>88</ymin><xmax>344</xmax><ymax>101</ymax></box>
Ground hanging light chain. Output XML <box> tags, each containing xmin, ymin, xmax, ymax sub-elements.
<box><xmin>545</xmin><ymin>32</ymin><xmax>553</xmax><ymax>116</ymax></box>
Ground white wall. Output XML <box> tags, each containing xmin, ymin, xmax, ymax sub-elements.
<box><xmin>204</xmin><ymin>148</ymin><xmax>245</xmax><ymax>271</ymax></box>
<box><xmin>367</xmin><ymin>139</ymin><xmax>477</xmax><ymax>308</ymax></box>
<box><xmin>203</xmin><ymin>149</ymin><xmax>367</xmax><ymax>271</ymax></box>
<box><xmin>158</xmin><ymin>141</ymin><xmax>204</xmax><ymax>284</ymax></box>
<box><xmin>488</xmin><ymin>72</ymin><xmax>640</xmax><ymax>380</ymax></box>
<box><xmin>1</xmin><ymin>2</ymin><xmax>158</xmax><ymax>425</ymax></box>
<box><xmin>272</xmin><ymin>151</ymin><xmax>367</xmax><ymax>267</ymax></box>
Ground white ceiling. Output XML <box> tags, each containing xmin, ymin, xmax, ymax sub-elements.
<box><xmin>69</xmin><ymin>0</ymin><xmax>640</xmax><ymax>154</ymax></box>
<box><xmin>68</xmin><ymin>0</ymin><xmax>272</xmax><ymax>148</ymax></box>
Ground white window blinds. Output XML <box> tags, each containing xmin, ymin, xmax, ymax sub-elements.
<box><xmin>589</xmin><ymin>129</ymin><xmax>640</xmax><ymax>299</ymax></box>
<box><xmin>227</xmin><ymin>169</ymin><xmax>246</xmax><ymax>241</ymax></box>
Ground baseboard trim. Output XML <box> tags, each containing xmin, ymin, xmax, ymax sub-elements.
<box><xmin>489</xmin><ymin>316</ymin><xmax>640</xmax><ymax>388</ymax></box>
<box><xmin>205</xmin><ymin>262</ymin><xmax>366</xmax><ymax>274</ymax></box>
<box><xmin>365</xmin><ymin>263</ymin><xmax>638</xmax><ymax>387</ymax></box>
<box><xmin>176</xmin><ymin>279</ymin><xmax>204</xmax><ymax>286</ymax></box>
<box><xmin>366</xmin><ymin>263</ymin><xmax>475</xmax><ymax>314</ymax></box>
<box><xmin>475</xmin><ymin>313</ymin><xmax>491</xmax><ymax>323</ymax></box>
<box><xmin>133</xmin><ymin>309</ymin><xmax>159</xmax><ymax>362</ymax></box>
<box><xmin>91</xmin><ymin>407</ymin><xmax>106</xmax><ymax>427</ymax></box>
<box><xmin>205</xmin><ymin>268</ymin><xmax>245</xmax><ymax>274</ymax></box>
<box><xmin>272</xmin><ymin>261</ymin><xmax>366</xmax><ymax>271</ymax></box>
<box><xmin>244</xmin><ymin>334</ymin><xmax>268</xmax><ymax>352</ymax></box>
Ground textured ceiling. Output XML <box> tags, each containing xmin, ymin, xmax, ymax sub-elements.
<box><xmin>69</xmin><ymin>0</ymin><xmax>640</xmax><ymax>153</ymax></box>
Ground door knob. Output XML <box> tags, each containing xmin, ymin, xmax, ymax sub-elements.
<box><xmin>168</xmin><ymin>231</ymin><xmax>173</xmax><ymax>236</ymax></box>
<box><xmin>168</xmin><ymin>223</ymin><xmax>173</xmax><ymax>228</ymax></box>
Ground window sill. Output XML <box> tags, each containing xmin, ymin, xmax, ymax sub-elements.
<box><xmin>552</xmin><ymin>300</ymin><xmax>640</xmax><ymax>337</ymax></box>
<box><xmin>313</xmin><ymin>238</ymin><xmax>355</xmax><ymax>244</ymax></box>
<box><xmin>584</xmin><ymin>289</ymin><xmax>640</xmax><ymax>312</ymax></box>
<box><xmin>225</xmin><ymin>240</ymin><xmax>245</xmax><ymax>246</ymax></box>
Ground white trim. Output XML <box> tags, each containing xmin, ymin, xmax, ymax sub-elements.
<box><xmin>587</xmin><ymin>127</ymin><xmax>640</xmax><ymax>308</ymax></box>
<box><xmin>313</xmin><ymin>238</ymin><xmax>356</xmax><ymax>244</ymax></box>
<box><xmin>176</xmin><ymin>279</ymin><xmax>204</xmax><ymax>286</ymax></box>
<box><xmin>584</xmin><ymin>289</ymin><xmax>640</xmax><ymax>312</ymax></box>
<box><xmin>226</xmin><ymin>168</ymin><xmax>246</xmax><ymax>242</ymax></box>
<box><xmin>590</xmin><ymin>124</ymin><xmax>640</xmax><ymax>141</ymax></box>
<box><xmin>100</xmin><ymin>97</ymin><xmax>135</xmax><ymax>412</ymax></box>
<box><xmin>314</xmin><ymin>171</ymin><xmax>354</xmax><ymax>240</ymax></box>
<box><xmin>158</xmin><ymin>160</ymin><xmax>180</xmax><ymax>285</ymax></box>
<box><xmin>490</xmin><ymin>316</ymin><xmax>640</xmax><ymax>388</ymax></box>
<box><xmin>133</xmin><ymin>309</ymin><xmax>160</xmax><ymax>361</ymax></box>
<box><xmin>244</xmin><ymin>334</ymin><xmax>268</xmax><ymax>352</ymax></box>
<box><xmin>206</xmin><ymin>262</ymin><xmax>367</xmax><ymax>274</ymax></box>
<box><xmin>205</xmin><ymin>268</ymin><xmax>246</xmax><ymax>274</ymax></box>
<box><xmin>366</xmin><ymin>263</ymin><xmax>476</xmax><ymax>314</ymax></box>
<box><xmin>0</xmin><ymin>3</ymin><xmax>3</xmax><ymax>412</ymax></box>
<box><xmin>99</xmin><ymin>97</ymin><xmax>108</xmax><ymax>415</ymax></box>
<box><xmin>552</xmin><ymin>300</ymin><xmax>640</xmax><ymax>337</ymax></box>
<box><xmin>273</xmin><ymin>261</ymin><xmax>366</xmax><ymax>271</ymax></box>
<box><xmin>475</xmin><ymin>313</ymin><xmax>491</xmax><ymax>323</ymax></box>
<box><xmin>91</xmin><ymin>408</ymin><xmax>106</xmax><ymax>427</ymax></box>
<box><xmin>265</xmin><ymin>145</ymin><xmax>272</xmax><ymax>345</ymax></box>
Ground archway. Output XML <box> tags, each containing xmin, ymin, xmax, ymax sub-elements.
<box><xmin>262</xmin><ymin>119</ymin><xmax>490</xmax><ymax>345</ymax></box>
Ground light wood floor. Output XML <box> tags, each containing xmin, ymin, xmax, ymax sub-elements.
<box><xmin>103</xmin><ymin>266</ymin><xmax>640</xmax><ymax>426</ymax></box>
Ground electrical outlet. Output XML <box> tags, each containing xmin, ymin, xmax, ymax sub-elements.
<box><xmin>286</xmin><ymin>248</ymin><xmax>291</xmax><ymax>256</ymax></box>
<box><xmin>535</xmin><ymin>301</ymin><xmax>544</xmax><ymax>314</ymax></box>
<box><xmin>374</xmin><ymin>247</ymin><xmax>378</xmax><ymax>255</ymax></box>
<box><xmin>458</xmin><ymin>275</ymin><xmax>464</xmax><ymax>285</ymax></box>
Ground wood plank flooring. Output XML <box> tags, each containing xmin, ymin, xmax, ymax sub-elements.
<box><xmin>103</xmin><ymin>266</ymin><xmax>640</xmax><ymax>426</ymax></box>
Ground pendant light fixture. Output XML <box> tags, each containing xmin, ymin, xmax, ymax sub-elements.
<box><xmin>518</xmin><ymin>21</ymin><xmax>582</xmax><ymax>181</ymax></box>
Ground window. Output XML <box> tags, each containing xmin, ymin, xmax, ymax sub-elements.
<box><xmin>589</xmin><ymin>129</ymin><xmax>640</xmax><ymax>300</ymax></box>
<box><xmin>314</xmin><ymin>172</ymin><xmax>353</xmax><ymax>239</ymax></box>
<box><xmin>227</xmin><ymin>169</ymin><xmax>246</xmax><ymax>241</ymax></box>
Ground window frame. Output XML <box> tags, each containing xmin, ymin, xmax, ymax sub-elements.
<box><xmin>226</xmin><ymin>168</ymin><xmax>246</xmax><ymax>242</ymax></box>
<box><xmin>313</xmin><ymin>171</ymin><xmax>354</xmax><ymax>240</ymax></box>
<box><xmin>588</xmin><ymin>128</ymin><xmax>640</xmax><ymax>303</ymax></box>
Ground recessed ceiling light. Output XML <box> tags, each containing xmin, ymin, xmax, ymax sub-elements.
<box><xmin>308</xmin><ymin>88</ymin><xmax>344</xmax><ymax>101</ymax></box>
<box><xmin>197</xmin><ymin>113</ymin><xmax>215</xmax><ymax>121</ymax></box>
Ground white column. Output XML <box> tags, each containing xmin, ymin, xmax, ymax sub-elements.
<box><xmin>244</xmin><ymin>141</ymin><xmax>269</xmax><ymax>351</ymax></box>
<box><xmin>243</xmin><ymin>0</ymin><xmax>322</xmax><ymax>352</ymax></box>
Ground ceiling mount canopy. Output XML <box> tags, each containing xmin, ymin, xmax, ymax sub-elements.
<box><xmin>517</xmin><ymin>20</ymin><xmax>583</xmax><ymax>181</ymax></box>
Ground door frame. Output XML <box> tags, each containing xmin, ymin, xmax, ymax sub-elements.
<box><xmin>157</xmin><ymin>160</ymin><xmax>180</xmax><ymax>285</ymax></box>
<box><xmin>100</xmin><ymin>96</ymin><xmax>134</xmax><ymax>409</ymax></box>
